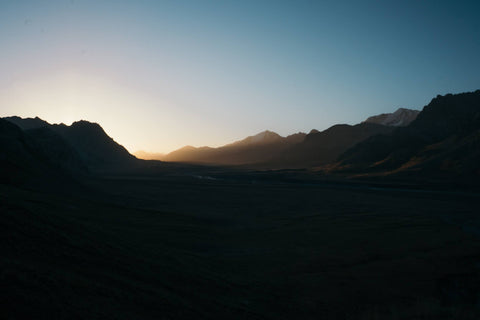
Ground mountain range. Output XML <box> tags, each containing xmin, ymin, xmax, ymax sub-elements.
<box><xmin>138</xmin><ymin>107</ymin><xmax>418</xmax><ymax>167</ymax></box>
<box><xmin>2</xmin><ymin>90</ymin><xmax>480</xmax><ymax>182</ymax></box>
<box><xmin>160</xmin><ymin>130</ymin><xmax>307</xmax><ymax>165</ymax></box>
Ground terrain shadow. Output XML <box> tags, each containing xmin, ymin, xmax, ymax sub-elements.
<box><xmin>2</xmin><ymin>167</ymin><xmax>480</xmax><ymax>319</ymax></box>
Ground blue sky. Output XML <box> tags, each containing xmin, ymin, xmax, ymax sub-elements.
<box><xmin>1</xmin><ymin>0</ymin><xmax>479</xmax><ymax>153</ymax></box>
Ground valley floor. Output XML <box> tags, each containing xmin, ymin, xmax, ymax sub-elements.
<box><xmin>2</xmin><ymin>170</ymin><xmax>480</xmax><ymax>319</ymax></box>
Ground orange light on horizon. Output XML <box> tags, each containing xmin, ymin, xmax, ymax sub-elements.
<box><xmin>0</xmin><ymin>70</ymin><xmax>189</xmax><ymax>154</ymax></box>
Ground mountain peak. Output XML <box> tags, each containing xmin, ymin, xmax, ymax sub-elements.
<box><xmin>227</xmin><ymin>130</ymin><xmax>283</xmax><ymax>147</ymax></box>
<box><xmin>251</xmin><ymin>130</ymin><xmax>282</xmax><ymax>142</ymax></box>
<box><xmin>70</xmin><ymin>120</ymin><xmax>104</xmax><ymax>131</ymax></box>
<box><xmin>363</xmin><ymin>108</ymin><xmax>420</xmax><ymax>127</ymax></box>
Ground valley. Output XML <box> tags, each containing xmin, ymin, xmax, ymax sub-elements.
<box><xmin>2</xmin><ymin>169</ymin><xmax>480</xmax><ymax>319</ymax></box>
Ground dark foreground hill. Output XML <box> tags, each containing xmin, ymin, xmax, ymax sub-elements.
<box><xmin>0</xmin><ymin>119</ymin><xmax>42</xmax><ymax>185</ymax></box>
<box><xmin>0</xmin><ymin>119</ymin><xmax>86</xmax><ymax>188</ymax></box>
<box><xmin>336</xmin><ymin>90</ymin><xmax>480</xmax><ymax>179</ymax></box>
<box><xmin>53</xmin><ymin>121</ymin><xmax>137</xmax><ymax>170</ymax></box>
<box><xmin>4</xmin><ymin>117</ymin><xmax>137</xmax><ymax>173</ymax></box>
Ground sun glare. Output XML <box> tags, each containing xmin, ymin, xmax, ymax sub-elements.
<box><xmin>3</xmin><ymin>72</ymin><xmax>124</xmax><ymax>124</ymax></box>
<box><xmin>0</xmin><ymin>71</ymin><xmax>177</xmax><ymax>152</ymax></box>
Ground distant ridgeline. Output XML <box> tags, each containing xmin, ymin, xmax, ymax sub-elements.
<box><xmin>151</xmin><ymin>106</ymin><xmax>420</xmax><ymax>168</ymax></box>
<box><xmin>2</xmin><ymin>90</ymin><xmax>480</xmax><ymax>184</ymax></box>
<box><xmin>148</xmin><ymin>91</ymin><xmax>480</xmax><ymax>179</ymax></box>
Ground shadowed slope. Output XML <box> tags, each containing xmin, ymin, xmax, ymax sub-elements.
<box><xmin>52</xmin><ymin>121</ymin><xmax>136</xmax><ymax>170</ymax></box>
<box><xmin>265</xmin><ymin>123</ymin><xmax>395</xmax><ymax>168</ymax></box>
<box><xmin>0</xmin><ymin>119</ymin><xmax>39</xmax><ymax>185</ymax></box>
<box><xmin>25</xmin><ymin>126</ymin><xmax>88</xmax><ymax>174</ymax></box>
<box><xmin>3</xmin><ymin>117</ymin><xmax>137</xmax><ymax>172</ymax></box>
<box><xmin>163</xmin><ymin>130</ymin><xmax>307</xmax><ymax>165</ymax></box>
<box><xmin>336</xmin><ymin>90</ymin><xmax>480</xmax><ymax>178</ymax></box>
<box><xmin>161</xmin><ymin>123</ymin><xmax>394</xmax><ymax>169</ymax></box>
<box><xmin>136</xmin><ymin>108</ymin><xmax>421</xmax><ymax>169</ymax></box>
<box><xmin>0</xmin><ymin>119</ymin><xmax>85</xmax><ymax>188</ymax></box>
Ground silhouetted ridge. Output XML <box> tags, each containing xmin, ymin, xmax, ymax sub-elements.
<box><xmin>410</xmin><ymin>91</ymin><xmax>480</xmax><ymax>137</ymax></box>
<box><xmin>4</xmin><ymin>116</ymin><xmax>49</xmax><ymax>130</ymax></box>
<box><xmin>6</xmin><ymin>90</ymin><xmax>479</xmax><ymax>176</ymax></box>
<box><xmin>266</xmin><ymin>122</ymin><xmax>395</xmax><ymax>168</ymax></box>
<box><xmin>3</xmin><ymin>116</ymin><xmax>137</xmax><ymax>173</ymax></box>
<box><xmin>0</xmin><ymin>119</ymin><xmax>85</xmax><ymax>187</ymax></box>
<box><xmin>162</xmin><ymin>121</ymin><xmax>394</xmax><ymax>168</ymax></box>
<box><xmin>53</xmin><ymin>120</ymin><xmax>136</xmax><ymax>168</ymax></box>
<box><xmin>228</xmin><ymin>130</ymin><xmax>284</xmax><ymax>147</ymax></box>
<box><xmin>336</xmin><ymin>90</ymin><xmax>480</xmax><ymax>177</ymax></box>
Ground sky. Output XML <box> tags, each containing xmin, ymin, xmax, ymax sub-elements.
<box><xmin>1</xmin><ymin>0</ymin><xmax>480</xmax><ymax>154</ymax></box>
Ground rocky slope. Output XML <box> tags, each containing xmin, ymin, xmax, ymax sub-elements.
<box><xmin>363</xmin><ymin>108</ymin><xmax>420</xmax><ymax>127</ymax></box>
<box><xmin>336</xmin><ymin>90</ymin><xmax>480</xmax><ymax>178</ymax></box>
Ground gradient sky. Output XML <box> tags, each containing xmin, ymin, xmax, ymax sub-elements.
<box><xmin>1</xmin><ymin>0</ymin><xmax>480</xmax><ymax>153</ymax></box>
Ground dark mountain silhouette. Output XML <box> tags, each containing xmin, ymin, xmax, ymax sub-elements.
<box><xmin>160</xmin><ymin>108</ymin><xmax>409</xmax><ymax>168</ymax></box>
<box><xmin>52</xmin><ymin>121</ymin><xmax>136</xmax><ymax>169</ymax></box>
<box><xmin>4</xmin><ymin>91</ymin><xmax>479</xmax><ymax>176</ymax></box>
<box><xmin>336</xmin><ymin>90</ymin><xmax>480</xmax><ymax>178</ymax></box>
<box><xmin>3</xmin><ymin>117</ymin><xmax>137</xmax><ymax>172</ymax></box>
<box><xmin>24</xmin><ymin>126</ymin><xmax>88</xmax><ymax>174</ymax></box>
<box><xmin>363</xmin><ymin>108</ymin><xmax>420</xmax><ymax>127</ymax></box>
<box><xmin>161</xmin><ymin>122</ymin><xmax>395</xmax><ymax>168</ymax></box>
<box><xmin>162</xmin><ymin>130</ymin><xmax>307</xmax><ymax>165</ymax></box>
<box><xmin>0</xmin><ymin>119</ymin><xmax>85</xmax><ymax>187</ymax></box>
<box><xmin>5</xmin><ymin>116</ymin><xmax>50</xmax><ymax>130</ymax></box>
<box><xmin>0</xmin><ymin>119</ymin><xmax>39</xmax><ymax>185</ymax></box>
<box><xmin>265</xmin><ymin>123</ymin><xmax>395</xmax><ymax>168</ymax></box>
<box><xmin>227</xmin><ymin>130</ymin><xmax>284</xmax><ymax>146</ymax></box>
